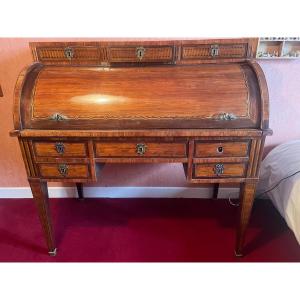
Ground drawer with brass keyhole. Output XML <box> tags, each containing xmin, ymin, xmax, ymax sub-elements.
<box><xmin>194</xmin><ymin>163</ymin><xmax>247</xmax><ymax>178</ymax></box>
<box><xmin>38</xmin><ymin>163</ymin><xmax>90</xmax><ymax>179</ymax></box>
<box><xmin>195</xmin><ymin>141</ymin><xmax>249</xmax><ymax>157</ymax></box>
<box><xmin>94</xmin><ymin>141</ymin><xmax>187</xmax><ymax>158</ymax></box>
<box><xmin>107</xmin><ymin>46</ymin><xmax>175</xmax><ymax>63</ymax></box>
<box><xmin>33</xmin><ymin>141</ymin><xmax>87</xmax><ymax>157</ymax></box>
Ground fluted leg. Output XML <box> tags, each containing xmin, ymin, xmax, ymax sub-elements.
<box><xmin>29</xmin><ymin>178</ymin><xmax>57</xmax><ymax>256</ymax></box>
<box><xmin>76</xmin><ymin>183</ymin><xmax>84</xmax><ymax>200</ymax></box>
<box><xmin>235</xmin><ymin>182</ymin><xmax>257</xmax><ymax>257</ymax></box>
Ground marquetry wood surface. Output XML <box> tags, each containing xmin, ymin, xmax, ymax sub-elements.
<box><xmin>38</xmin><ymin>163</ymin><xmax>90</xmax><ymax>179</ymax></box>
<box><xmin>94</xmin><ymin>142</ymin><xmax>187</xmax><ymax>158</ymax></box>
<box><xmin>194</xmin><ymin>163</ymin><xmax>246</xmax><ymax>178</ymax></box>
<box><xmin>182</xmin><ymin>43</ymin><xmax>247</xmax><ymax>60</ymax></box>
<box><xmin>108</xmin><ymin>46</ymin><xmax>174</xmax><ymax>63</ymax></box>
<box><xmin>195</xmin><ymin>141</ymin><xmax>249</xmax><ymax>157</ymax></box>
<box><xmin>31</xmin><ymin>64</ymin><xmax>252</xmax><ymax>125</ymax></box>
<box><xmin>18</xmin><ymin>129</ymin><xmax>265</xmax><ymax>138</ymax></box>
<box><xmin>36</xmin><ymin>46</ymin><xmax>100</xmax><ymax>64</ymax></box>
<box><xmin>33</xmin><ymin>141</ymin><xmax>87</xmax><ymax>157</ymax></box>
<box><xmin>30</xmin><ymin>38</ymin><xmax>258</xmax><ymax>66</ymax></box>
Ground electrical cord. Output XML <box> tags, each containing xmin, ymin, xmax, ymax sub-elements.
<box><xmin>227</xmin><ymin>169</ymin><xmax>300</xmax><ymax>207</ymax></box>
<box><xmin>255</xmin><ymin>169</ymin><xmax>300</xmax><ymax>199</ymax></box>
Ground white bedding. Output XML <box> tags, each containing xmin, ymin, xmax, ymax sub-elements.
<box><xmin>256</xmin><ymin>140</ymin><xmax>300</xmax><ymax>245</ymax></box>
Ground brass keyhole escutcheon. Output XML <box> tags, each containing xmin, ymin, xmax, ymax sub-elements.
<box><xmin>214</xmin><ymin>163</ymin><xmax>224</xmax><ymax>176</ymax></box>
<box><xmin>136</xmin><ymin>47</ymin><xmax>146</xmax><ymax>60</ymax></box>
<box><xmin>217</xmin><ymin>146</ymin><xmax>223</xmax><ymax>154</ymax></box>
<box><xmin>64</xmin><ymin>47</ymin><xmax>74</xmax><ymax>60</ymax></box>
<box><xmin>58</xmin><ymin>164</ymin><xmax>68</xmax><ymax>177</ymax></box>
<box><xmin>55</xmin><ymin>142</ymin><xmax>65</xmax><ymax>154</ymax></box>
<box><xmin>210</xmin><ymin>44</ymin><xmax>219</xmax><ymax>57</ymax></box>
<box><xmin>136</xmin><ymin>143</ymin><xmax>147</xmax><ymax>155</ymax></box>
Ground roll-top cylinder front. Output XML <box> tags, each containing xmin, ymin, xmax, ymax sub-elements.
<box><xmin>16</xmin><ymin>62</ymin><xmax>263</xmax><ymax>130</ymax></box>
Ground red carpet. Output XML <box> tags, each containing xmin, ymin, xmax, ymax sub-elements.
<box><xmin>0</xmin><ymin>197</ymin><xmax>299</xmax><ymax>262</ymax></box>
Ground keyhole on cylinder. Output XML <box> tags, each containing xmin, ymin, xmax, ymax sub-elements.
<box><xmin>217</xmin><ymin>146</ymin><xmax>223</xmax><ymax>153</ymax></box>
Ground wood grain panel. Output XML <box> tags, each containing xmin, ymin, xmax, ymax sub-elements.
<box><xmin>195</xmin><ymin>141</ymin><xmax>249</xmax><ymax>157</ymax></box>
<box><xmin>36</xmin><ymin>46</ymin><xmax>101</xmax><ymax>65</ymax></box>
<box><xmin>33</xmin><ymin>141</ymin><xmax>87</xmax><ymax>157</ymax></box>
<box><xmin>108</xmin><ymin>46</ymin><xmax>174</xmax><ymax>63</ymax></box>
<box><xmin>38</xmin><ymin>163</ymin><xmax>89</xmax><ymax>179</ymax></box>
<box><xmin>194</xmin><ymin>163</ymin><xmax>246</xmax><ymax>178</ymax></box>
<box><xmin>28</xmin><ymin>64</ymin><xmax>256</xmax><ymax>129</ymax></box>
<box><xmin>20</xmin><ymin>129</ymin><xmax>264</xmax><ymax>138</ymax></box>
<box><xmin>95</xmin><ymin>142</ymin><xmax>187</xmax><ymax>157</ymax></box>
<box><xmin>181</xmin><ymin>43</ymin><xmax>247</xmax><ymax>60</ymax></box>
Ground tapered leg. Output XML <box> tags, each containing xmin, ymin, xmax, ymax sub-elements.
<box><xmin>235</xmin><ymin>182</ymin><xmax>257</xmax><ymax>257</ymax></box>
<box><xmin>28</xmin><ymin>178</ymin><xmax>57</xmax><ymax>256</ymax></box>
<box><xmin>213</xmin><ymin>183</ymin><xmax>219</xmax><ymax>199</ymax></box>
<box><xmin>76</xmin><ymin>183</ymin><xmax>84</xmax><ymax>200</ymax></box>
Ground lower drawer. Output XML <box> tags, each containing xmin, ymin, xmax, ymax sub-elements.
<box><xmin>38</xmin><ymin>163</ymin><xmax>90</xmax><ymax>179</ymax></box>
<box><xmin>194</xmin><ymin>163</ymin><xmax>246</xmax><ymax>178</ymax></box>
<box><xmin>95</xmin><ymin>142</ymin><xmax>187</xmax><ymax>158</ymax></box>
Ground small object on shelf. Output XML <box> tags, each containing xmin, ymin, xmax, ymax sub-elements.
<box><xmin>256</xmin><ymin>37</ymin><xmax>300</xmax><ymax>59</ymax></box>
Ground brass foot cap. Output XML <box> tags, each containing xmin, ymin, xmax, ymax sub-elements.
<box><xmin>234</xmin><ymin>250</ymin><xmax>243</xmax><ymax>257</ymax></box>
<box><xmin>48</xmin><ymin>248</ymin><xmax>57</xmax><ymax>257</ymax></box>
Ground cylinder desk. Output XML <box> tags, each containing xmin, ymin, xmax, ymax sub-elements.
<box><xmin>11</xmin><ymin>38</ymin><xmax>272</xmax><ymax>257</ymax></box>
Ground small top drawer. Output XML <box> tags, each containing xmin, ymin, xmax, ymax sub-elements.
<box><xmin>95</xmin><ymin>142</ymin><xmax>187</xmax><ymax>157</ymax></box>
<box><xmin>33</xmin><ymin>141</ymin><xmax>87</xmax><ymax>157</ymax></box>
<box><xmin>181</xmin><ymin>43</ymin><xmax>248</xmax><ymax>60</ymax></box>
<box><xmin>195</xmin><ymin>141</ymin><xmax>249</xmax><ymax>157</ymax></box>
<box><xmin>107</xmin><ymin>46</ymin><xmax>175</xmax><ymax>63</ymax></box>
<box><xmin>36</xmin><ymin>46</ymin><xmax>100</xmax><ymax>64</ymax></box>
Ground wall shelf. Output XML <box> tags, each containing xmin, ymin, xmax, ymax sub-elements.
<box><xmin>256</xmin><ymin>37</ymin><xmax>300</xmax><ymax>59</ymax></box>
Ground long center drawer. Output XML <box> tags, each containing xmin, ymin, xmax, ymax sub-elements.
<box><xmin>94</xmin><ymin>142</ymin><xmax>187</xmax><ymax>158</ymax></box>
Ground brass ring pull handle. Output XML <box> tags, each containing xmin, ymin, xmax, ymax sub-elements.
<box><xmin>64</xmin><ymin>47</ymin><xmax>74</xmax><ymax>60</ymax></box>
<box><xmin>55</xmin><ymin>142</ymin><xmax>65</xmax><ymax>154</ymax></box>
<box><xmin>213</xmin><ymin>163</ymin><xmax>224</xmax><ymax>176</ymax></box>
<box><xmin>58</xmin><ymin>164</ymin><xmax>68</xmax><ymax>177</ymax></box>
<box><xmin>136</xmin><ymin>143</ymin><xmax>147</xmax><ymax>155</ymax></box>
<box><xmin>136</xmin><ymin>47</ymin><xmax>146</xmax><ymax>61</ymax></box>
<box><xmin>210</xmin><ymin>44</ymin><xmax>219</xmax><ymax>57</ymax></box>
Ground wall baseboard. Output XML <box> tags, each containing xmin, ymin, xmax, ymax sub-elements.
<box><xmin>0</xmin><ymin>186</ymin><xmax>240</xmax><ymax>199</ymax></box>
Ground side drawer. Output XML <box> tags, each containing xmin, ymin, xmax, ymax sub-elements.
<box><xmin>35</xmin><ymin>46</ymin><xmax>100</xmax><ymax>64</ymax></box>
<box><xmin>33</xmin><ymin>141</ymin><xmax>87</xmax><ymax>158</ymax></box>
<box><xmin>195</xmin><ymin>141</ymin><xmax>249</xmax><ymax>157</ymax></box>
<box><xmin>38</xmin><ymin>163</ymin><xmax>90</xmax><ymax>179</ymax></box>
<box><xmin>181</xmin><ymin>43</ymin><xmax>248</xmax><ymax>60</ymax></box>
<box><xmin>107</xmin><ymin>46</ymin><xmax>175</xmax><ymax>63</ymax></box>
<box><xmin>95</xmin><ymin>142</ymin><xmax>187</xmax><ymax>157</ymax></box>
<box><xmin>194</xmin><ymin>163</ymin><xmax>247</xmax><ymax>178</ymax></box>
